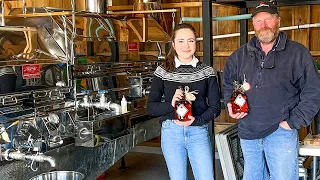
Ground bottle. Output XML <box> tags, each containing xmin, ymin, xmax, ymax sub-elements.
<box><xmin>175</xmin><ymin>86</ymin><xmax>192</xmax><ymax>121</ymax></box>
<box><xmin>229</xmin><ymin>81</ymin><xmax>249</xmax><ymax>113</ymax></box>
<box><xmin>121</xmin><ymin>95</ymin><xmax>127</xmax><ymax>113</ymax></box>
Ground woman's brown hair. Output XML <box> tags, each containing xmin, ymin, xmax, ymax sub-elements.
<box><xmin>163</xmin><ymin>23</ymin><xmax>197</xmax><ymax>72</ymax></box>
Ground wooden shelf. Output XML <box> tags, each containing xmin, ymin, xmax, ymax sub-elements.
<box><xmin>0</xmin><ymin>59</ymin><xmax>66</xmax><ymax>67</ymax></box>
<box><xmin>0</xmin><ymin>26</ymin><xmax>36</xmax><ymax>32</ymax></box>
<box><xmin>0</xmin><ymin>11</ymin><xmax>73</xmax><ymax>18</ymax></box>
<box><xmin>108</xmin><ymin>2</ymin><xmax>221</xmax><ymax>11</ymax></box>
<box><xmin>107</xmin><ymin>9</ymin><xmax>177</xmax><ymax>15</ymax></box>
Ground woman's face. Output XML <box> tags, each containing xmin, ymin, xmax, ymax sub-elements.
<box><xmin>172</xmin><ymin>28</ymin><xmax>196</xmax><ymax>62</ymax></box>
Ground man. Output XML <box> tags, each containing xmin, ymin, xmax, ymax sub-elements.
<box><xmin>223</xmin><ymin>1</ymin><xmax>320</xmax><ymax>180</ymax></box>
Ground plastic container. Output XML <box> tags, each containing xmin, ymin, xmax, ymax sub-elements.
<box><xmin>121</xmin><ymin>95</ymin><xmax>127</xmax><ymax>113</ymax></box>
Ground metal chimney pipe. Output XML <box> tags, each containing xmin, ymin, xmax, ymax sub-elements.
<box><xmin>133</xmin><ymin>0</ymin><xmax>159</xmax><ymax>11</ymax></box>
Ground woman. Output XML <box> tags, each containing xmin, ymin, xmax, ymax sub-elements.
<box><xmin>147</xmin><ymin>23</ymin><xmax>221</xmax><ymax>180</ymax></box>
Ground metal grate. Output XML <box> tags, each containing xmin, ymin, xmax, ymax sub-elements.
<box><xmin>228</xmin><ymin>128</ymin><xmax>244</xmax><ymax>180</ymax></box>
<box><xmin>216</xmin><ymin>124</ymin><xmax>307</xmax><ymax>180</ymax></box>
<box><xmin>216</xmin><ymin>123</ymin><xmax>243</xmax><ymax>180</ymax></box>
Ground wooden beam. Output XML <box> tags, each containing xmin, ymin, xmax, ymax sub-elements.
<box><xmin>127</xmin><ymin>20</ymin><xmax>143</xmax><ymax>42</ymax></box>
<box><xmin>96</xmin><ymin>51</ymin><xmax>164</xmax><ymax>57</ymax></box>
<box><xmin>96</xmin><ymin>51</ymin><xmax>320</xmax><ymax>57</ymax></box>
<box><xmin>108</xmin><ymin>2</ymin><xmax>221</xmax><ymax>11</ymax></box>
<box><xmin>196</xmin><ymin>51</ymin><xmax>233</xmax><ymax>57</ymax></box>
<box><xmin>96</xmin><ymin>52</ymin><xmax>129</xmax><ymax>56</ymax></box>
<box><xmin>142</xmin><ymin>17</ymin><xmax>148</xmax><ymax>42</ymax></box>
<box><xmin>127</xmin><ymin>18</ymin><xmax>170</xmax><ymax>42</ymax></box>
<box><xmin>311</xmin><ymin>51</ymin><xmax>320</xmax><ymax>56</ymax></box>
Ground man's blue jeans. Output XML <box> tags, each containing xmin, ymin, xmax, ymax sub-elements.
<box><xmin>240</xmin><ymin>125</ymin><xmax>299</xmax><ymax>180</ymax></box>
<box><xmin>161</xmin><ymin>120</ymin><xmax>214</xmax><ymax>180</ymax></box>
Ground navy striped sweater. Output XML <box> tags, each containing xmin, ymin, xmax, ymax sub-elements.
<box><xmin>147</xmin><ymin>62</ymin><xmax>221</xmax><ymax>126</ymax></box>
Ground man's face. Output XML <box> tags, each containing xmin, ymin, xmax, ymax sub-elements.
<box><xmin>252</xmin><ymin>12</ymin><xmax>280</xmax><ymax>43</ymax></box>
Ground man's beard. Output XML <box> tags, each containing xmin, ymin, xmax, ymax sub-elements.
<box><xmin>255</xmin><ymin>26</ymin><xmax>279</xmax><ymax>44</ymax></box>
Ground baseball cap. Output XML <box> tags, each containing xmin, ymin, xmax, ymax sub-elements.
<box><xmin>252</xmin><ymin>1</ymin><xmax>278</xmax><ymax>17</ymax></box>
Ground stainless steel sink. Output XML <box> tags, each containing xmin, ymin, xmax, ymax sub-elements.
<box><xmin>30</xmin><ymin>171</ymin><xmax>84</xmax><ymax>180</ymax></box>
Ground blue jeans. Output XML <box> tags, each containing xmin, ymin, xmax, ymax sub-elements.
<box><xmin>161</xmin><ymin>120</ymin><xmax>214</xmax><ymax>180</ymax></box>
<box><xmin>240</xmin><ymin>125</ymin><xmax>299</xmax><ymax>180</ymax></box>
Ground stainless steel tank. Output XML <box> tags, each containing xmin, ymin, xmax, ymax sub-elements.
<box><xmin>86</xmin><ymin>0</ymin><xmax>106</xmax><ymax>13</ymax></box>
<box><xmin>30</xmin><ymin>171</ymin><xmax>84</xmax><ymax>180</ymax></box>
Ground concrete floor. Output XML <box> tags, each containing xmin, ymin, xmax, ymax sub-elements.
<box><xmin>102</xmin><ymin>146</ymin><xmax>224</xmax><ymax>180</ymax></box>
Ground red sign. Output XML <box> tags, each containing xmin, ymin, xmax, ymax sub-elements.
<box><xmin>22</xmin><ymin>64</ymin><xmax>41</xmax><ymax>79</ymax></box>
<box><xmin>128</xmin><ymin>42</ymin><xmax>139</xmax><ymax>52</ymax></box>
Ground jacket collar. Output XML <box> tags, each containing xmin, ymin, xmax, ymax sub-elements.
<box><xmin>247</xmin><ymin>31</ymin><xmax>287</xmax><ymax>52</ymax></box>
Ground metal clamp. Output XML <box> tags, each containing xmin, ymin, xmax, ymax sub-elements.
<box><xmin>2</xmin><ymin>96</ymin><xmax>18</xmax><ymax>106</ymax></box>
<box><xmin>172</xmin><ymin>12</ymin><xmax>176</xmax><ymax>29</ymax></box>
<box><xmin>11</xmin><ymin>53</ymin><xmax>35</xmax><ymax>60</ymax></box>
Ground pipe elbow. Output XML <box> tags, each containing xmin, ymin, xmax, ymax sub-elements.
<box><xmin>108</xmin><ymin>102</ymin><xmax>121</xmax><ymax>114</ymax></box>
<box><xmin>43</xmin><ymin>156</ymin><xmax>56</xmax><ymax>168</ymax></box>
<box><xmin>33</xmin><ymin>154</ymin><xmax>57</xmax><ymax>168</ymax></box>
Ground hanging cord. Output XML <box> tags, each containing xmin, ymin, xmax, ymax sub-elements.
<box><xmin>184</xmin><ymin>86</ymin><xmax>198</xmax><ymax>103</ymax></box>
<box><xmin>30</xmin><ymin>152</ymin><xmax>39</xmax><ymax>171</ymax></box>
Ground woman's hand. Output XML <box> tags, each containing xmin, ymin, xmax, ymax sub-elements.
<box><xmin>174</xmin><ymin>115</ymin><xmax>195</xmax><ymax>126</ymax></box>
<box><xmin>171</xmin><ymin>88</ymin><xmax>184</xmax><ymax>107</ymax></box>
<box><xmin>227</xmin><ymin>102</ymin><xmax>248</xmax><ymax>119</ymax></box>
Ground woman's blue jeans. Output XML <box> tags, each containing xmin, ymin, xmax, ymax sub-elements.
<box><xmin>161</xmin><ymin>120</ymin><xmax>214</xmax><ymax>180</ymax></box>
<box><xmin>240</xmin><ymin>125</ymin><xmax>299</xmax><ymax>180</ymax></box>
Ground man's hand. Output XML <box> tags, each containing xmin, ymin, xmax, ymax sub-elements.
<box><xmin>279</xmin><ymin>121</ymin><xmax>292</xmax><ymax>130</ymax></box>
<box><xmin>227</xmin><ymin>103</ymin><xmax>248</xmax><ymax>119</ymax></box>
<box><xmin>174</xmin><ymin>115</ymin><xmax>195</xmax><ymax>126</ymax></box>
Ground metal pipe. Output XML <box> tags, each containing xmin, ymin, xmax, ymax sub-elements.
<box><xmin>77</xmin><ymin>95</ymin><xmax>121</xmax><ymax>114</ymax></box>
<box><xmin>22</xmin><ymin>0</ymin><xmax>26</xmax><ymax>14</ymax></box>
<box><xmin>25</xmin><ymin>154</ymin><xmax>56</xmax><ymax>168</ymax></box>
<box><xmin>79</xmin><ymin>95</ymin><xmax>90</xmax><ymax>108</ymax></box>
<box><xmin>95</xmin><ymin>18</ymin><xmax>115</xmax><ymax>41</ymax></box>
<box><xmin>156</xmin><ymin>42</ymin><xmax>165</xmax><ymax>60</ymax></box>
<box><xmin>202</xmin><ymin>1</ymin><xmax>214</xmax><ymax>178</ymax></box>
<box><xmin>108</xmin><ymin>102</ymin><xmax>121</xmax><ymax>114</ymax></box>
<box><xmin>62</xmin><ymin>16</ymin><xmax>70</xmax><ymax>62</ymax></box>
<box><xmin>1</xmin><ymin>1</ymin><xmax>4</xmax><ymax>26</ymax></box>
<box><xmin>180</xmin><ymin>14</ymin><xmax>252</xmax><ymax>23</ymax></box>
<box><xmin>2</xmin><ymin>150</ymin><xmax>56</xmax><ymax>168</ymax></box>
<box><xmin>196</xmin><ymin>22</ymin><xmax>320</xmax><ymax>41</ymax></box>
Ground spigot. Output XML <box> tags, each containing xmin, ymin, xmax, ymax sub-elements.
<box><xmin>97</xmin><ymin>90</ymin><xmax>108</xmax><ymax>109</ymax></box>
<box><xmin>1</xmin><ymin>150</ymin><xmax>56</xmax><ymax>168</ymax></box>
<box><xmin>83</xmin><ymin>95</ymin><xmax>89</xmax><ymax>106</ymax></box>
<box><xmin>78</xmin><ymin>90</ymin><xmax>92</xmax><ymax>108</ymax></box>
<box><xmin>79</xmin><ymin>95</ymin><xmax>90</xmax><ymax>108</ymax></box>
